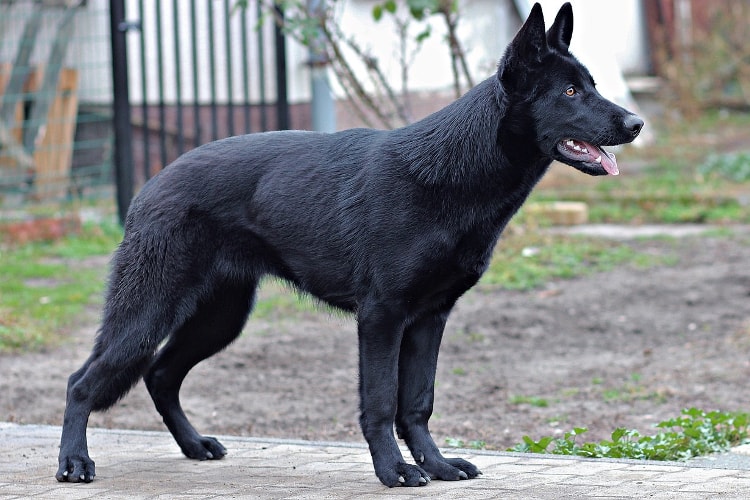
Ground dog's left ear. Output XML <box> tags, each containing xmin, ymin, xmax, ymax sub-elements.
<box><xmin>546</xmin><ymin>2</ymin><xmax>573</xmax><ymax>52</ymax></box>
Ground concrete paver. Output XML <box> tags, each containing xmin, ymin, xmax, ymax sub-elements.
<box><xmin>1</xmin><ymin>422</ymin><xmax>749</xmax><ymax>499</ymax></box>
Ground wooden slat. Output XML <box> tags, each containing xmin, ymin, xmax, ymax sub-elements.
<box><xmin>26</xmin><ymin>67</ymin><xmax>79</xmax><ymax>200</ymax></box>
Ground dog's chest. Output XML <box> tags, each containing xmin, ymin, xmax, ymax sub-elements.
<box><xmin>396</xmin><ymin>227</ymin><xmax>497</xmax><ymax>310</ymax></box>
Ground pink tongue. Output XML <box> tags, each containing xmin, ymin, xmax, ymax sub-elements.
<box><xmin>580</xmin><ymin>140</ymin><xmax>619</xmax><ymax>176</ymax></box>
<box><xmin>599</xmin><ymin>149</ymin><xmax>618</xmax><ymax>176</ymax></box>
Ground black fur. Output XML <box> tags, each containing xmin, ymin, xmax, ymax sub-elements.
<box><xmin>57</xmin><ymin>2</ymin><xmax>642</xmax><ymax>488</ymax></box>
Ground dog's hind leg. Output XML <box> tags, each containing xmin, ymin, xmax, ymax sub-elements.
<box><xmin>395</xmin><ymin>311</ymin><xmax>481</xmax><ymax>481</ymax></box>
<box><xmin>56</xmin><ymin>315</ymin><xmax>162</xmax><ymax>482</ymax></box>
<box><xmin>144</xmin><ymin>281</ymin><xmax>256</xmax><ymax>461</ymax></box>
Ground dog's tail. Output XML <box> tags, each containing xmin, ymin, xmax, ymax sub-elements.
<box><xmin>70</xmin><ymin>228</ymin><xmax>206</xmax><ymax>411</ymax></box>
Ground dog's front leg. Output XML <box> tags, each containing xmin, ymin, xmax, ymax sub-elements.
<box><xmin>395</xmin><ymin>311</ymin><xmax>481</xmax><ymax>481</ymax></box>
<box><xmin>357</xmin><ymin>301</ymin><xmax>430</xmax><ymax>487</ymax></box>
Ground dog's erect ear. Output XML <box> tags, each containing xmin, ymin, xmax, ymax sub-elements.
<box><xmin>547</xmin><ymin>2</ymin><xmax>573</xmax><ymax>52</ymax></box>
<box><xmin>512</xmin><ymin>3</ymin><xmax>547</xmax><ymax>63</ymax></box>
<box><xmin>497</xmin><ymin>3</ymin><xmax>547</xmax><ymax>87</ymax></box>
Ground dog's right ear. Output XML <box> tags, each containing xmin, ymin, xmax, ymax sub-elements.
<box><xmin>497</xmin><ymin>3</ymin><xmax>548</xmax><ymax>89</ymax></box>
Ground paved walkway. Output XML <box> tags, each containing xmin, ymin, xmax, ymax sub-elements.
<box><xmin>2</xmin><ymin>423</ymin><xmax>750</xmax><ymax>499</ymax></box>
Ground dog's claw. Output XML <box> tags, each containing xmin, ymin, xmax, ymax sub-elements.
<box><xmin>459</xmin><ymin>470</ymin><xmax>469</xmax><ymax>480</ymax></box>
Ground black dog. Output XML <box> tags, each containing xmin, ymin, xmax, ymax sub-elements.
<box><xmin>57</xmin><ymin>2</ymin><xmax>642</xmax><ymax>487</ymax></box>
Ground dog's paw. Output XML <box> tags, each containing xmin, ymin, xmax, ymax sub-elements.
<box><xmin>422</xmin><ymin>457</ymin><xmax>481</xmax><ymax>481</ymax></box>
<box><xmin>376</xmin><ymin>461</ymin><xmax>430</xmax><ymax>487</ymax></box>
<box><xmin>180</xmin><ymin>436</ymin><xmax>227</xmax><ymax>460</ymax></box>
<box><xmin>56</xmin><ymin>455</ymin><xmax>96</xmax><ymax>483</ymax></box>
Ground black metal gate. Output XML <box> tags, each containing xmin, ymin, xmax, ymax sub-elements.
<box><xmin>109</xmin><ymin>0</ymin><xmax>290</xmax><ymax>223</ymax></box>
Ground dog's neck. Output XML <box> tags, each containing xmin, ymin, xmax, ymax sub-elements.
<box><xmin>391</xmin><ymin>77</ymin><xmax>552</xmax><ymax>225</ymax></box>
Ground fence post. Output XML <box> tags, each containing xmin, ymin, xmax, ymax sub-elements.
<box><xmin>274</xmin><ymin>5</ymin><xmax>289</xmax><ymax>130</ymax></box>
<box><xmin>109</xmin><ymin>0</ymin><xmax>135</xmax><ymax>225</ymax></box>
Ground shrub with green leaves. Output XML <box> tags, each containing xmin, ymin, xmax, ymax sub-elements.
<box><xmin>508</xmin><ymin>408</ymin><xmax>750</xmax><ymax>461</ymax></box>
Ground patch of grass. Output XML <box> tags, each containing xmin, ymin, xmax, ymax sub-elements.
<box><xmin>559</xmin><ymin>388</ymin><xmax>579</xmax><ymax>398</ymax></box>
<box><xmin>598</xmin><ymin>374</ymin><xmax>668</xmax><ymax>404</ymax></box>
<box><xmin>508</xmin><ymin>408</ymin><xmax>750</xmax><ymax>461</ymax></box>
<box><xmin>509</xmin><ymin>395</ymin><xmax>549</xmax><ymax>408</ymax></box>
<box><xmin>533</xmin><ymin>161</ymin><xmax>749</xmax><ymax>224</ymax></box>
<box><xmin>546</xmin><ymin>415</ymin><xmax>569</xmax><ymax>425</ymax></box>
<box><xmin>530</xmin><ymin>111</ymin><xmax>750</xmax><ymax>224</ymax></box>
<box><xmin>700</xmin><ymin>152</ymin><xmax>750</xmax><ymax>183</ymax></box>
<box><xmin>0</xmin><ymin>221</ymin><xmax>123</xmax><ymax>352</ymax></box>
<box><xmin>252</xmin><ymin>280</ymin><xmax>320</xmax><ymax>319</ymax></box>
<box><xmin>481</xmin><ymin>232</ymin><xmax>665</xmax><ymax>290</ymax></box>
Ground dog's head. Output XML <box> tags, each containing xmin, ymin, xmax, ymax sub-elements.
<box><xmin>497</xmin><ymin>2</ymin><xmax>643</xmax><ymax>176</ymax></box>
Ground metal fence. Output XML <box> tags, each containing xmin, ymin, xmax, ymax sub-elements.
<box><xmin>1</xmin><ymin>0</ymin><xmax>291</xmax><ymax>220</ymax></box>
<box><xmin>111</xmin><ymin>0</ymin><xmax>291</xmax><ymax>221</ymax></box>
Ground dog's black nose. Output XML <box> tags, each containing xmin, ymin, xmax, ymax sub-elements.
<box><xmin>624</xmin><ymin>114</ymin><xmax>644</xmax><ymax>138</ymax></box>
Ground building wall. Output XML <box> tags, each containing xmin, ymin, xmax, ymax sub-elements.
<box><xmin>0</xmin><ymin>0</ymin><xmax>650</xmax><ymax>111</ymax></box>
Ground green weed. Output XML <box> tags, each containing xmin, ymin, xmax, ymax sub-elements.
<box><xmin>508</xmin><ymin>408</ymin><xmax>750</xmax><ymax>461</ymax></box>
<box><xmin>509</xmin><ymin>395</ymin><xmax>549</xmax><ymax>408</ymax></box>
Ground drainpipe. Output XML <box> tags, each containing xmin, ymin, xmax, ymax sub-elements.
<box><xmin>307</xmin><ymin>0</ymin><xmax>336</xmax><ymax>132</ymax></box>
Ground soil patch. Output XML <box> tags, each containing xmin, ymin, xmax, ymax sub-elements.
<box><xmin>2</xmin><ymin>229</ymin><xmax>749</xmax><ymax>452</ymax></box>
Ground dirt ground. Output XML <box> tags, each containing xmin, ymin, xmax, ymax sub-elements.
<box><xmin>2</xmin><ymin>228</ymin><xmax>750</xmax><ymax>454</ymax></box>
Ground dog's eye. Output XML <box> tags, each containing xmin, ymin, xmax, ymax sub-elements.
<box><xmin>565</xmin><ymin>86</ymin><xmax>577</xmax><ymax>96</ymax></box>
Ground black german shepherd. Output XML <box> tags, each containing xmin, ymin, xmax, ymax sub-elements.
<box><xmin>57</xmin><ymin>2</ymin><xmax>642</xmax><ymax>487</ymax></box>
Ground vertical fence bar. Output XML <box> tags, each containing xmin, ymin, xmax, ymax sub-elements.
<box><xmin>172</xmin><ymin>0</ymin><xmax>184</xmax><ymax>155</ymax></box>
<box><xmin>155</xmin><ymin>1</ymin><xmax>167</xmax><ymax>169</ymax></box>
<box><xmin>189</xmin><ymin>0</ymin><xmax>201</xmax><ymax>147</ymax></box>
<box><xmin>223</xmin><ymin>0</ymin><xmax>234</xmax><ymax>137</ymax></box>
<box><xmin>274</xmin><ymin>5</ymin><xmax>289</xmax><ymax>130</ymax></box>
<box><xmin>137</xmin><ymin>0</ymin><xmax>150</xmax><ymax>180</ymax></box>
<box><xmin>109</xmin><ymin>0</ymin><xmax>134</xmax><ymax>225</ymax></box>
<box><xmin>240</xmin><ymin>6</ymin><xmax>251</xmax><ymax>134</ymax></box>
<box><xmin>207</xmin><ymin>0</ymin><xmax>218</xmax><ymax>140</ymax></box>
<box><xmin>256</xmin><ymin>1</ymin><xmax>267</xmax><ymax>131</ymax></box>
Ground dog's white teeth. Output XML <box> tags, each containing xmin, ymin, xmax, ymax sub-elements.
<box><xmin>594</xmin><ymin>155</ymin><xmax>602</xmax><ymax>163</ymax></box>
<box><xmin>573</xmin><ymin>145</ymin><xmax>582</xmax><ymax>152</ymax></box>
<box><xmin>581</xmin><ymin>148</ymin><xmax>589</xmax><ymax>154</ymax></box>
<box><xmin>566</xmin><ymin>140</ymin><xmax>575</xmax><ymax>148</ymax></box>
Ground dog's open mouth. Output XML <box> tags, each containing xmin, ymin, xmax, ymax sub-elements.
<box><xmin>557</xmin><ymin>139</ymin><xmax>619</xmax><ymax>175</ymax></box>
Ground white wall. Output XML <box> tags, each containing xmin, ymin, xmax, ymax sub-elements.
<box><xmin>0</xmin><ymin>0</ymin><xmax>649</xmax><ymax>105</ymax></box>
<box><xmin>323</xmin><ymin>0</ymin><xmax>649</xmax><ymax>100</ymax></box>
